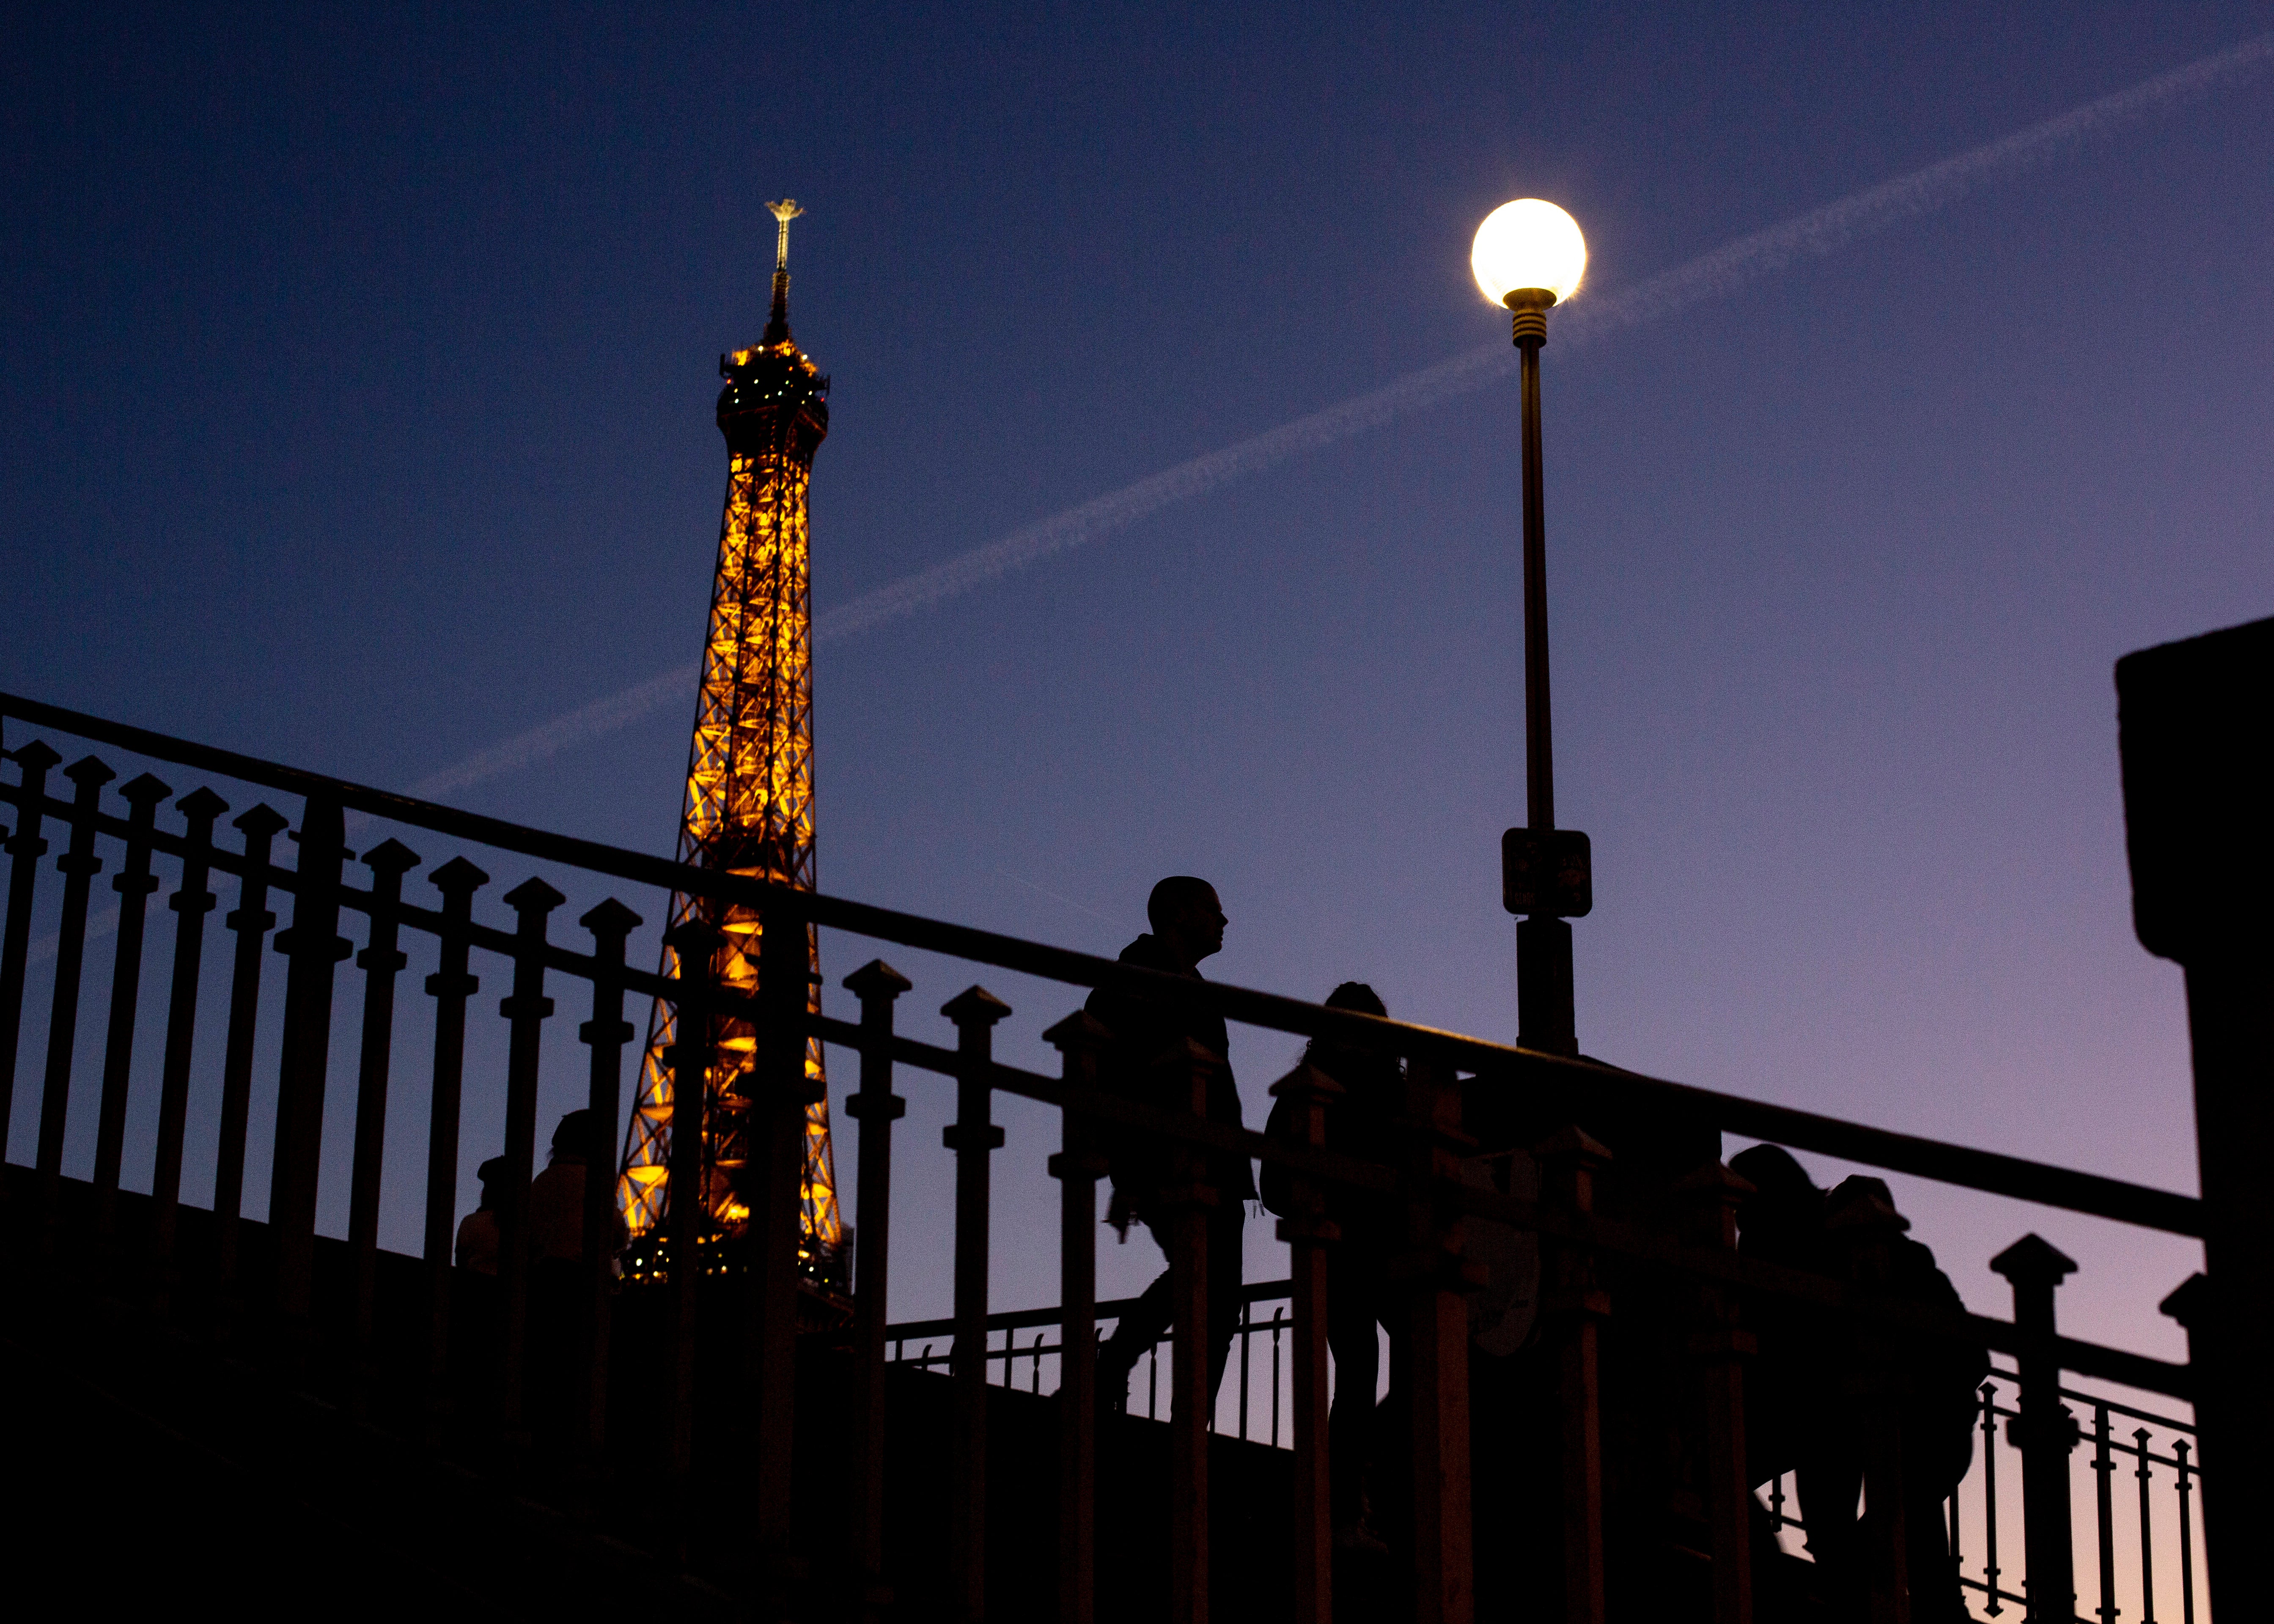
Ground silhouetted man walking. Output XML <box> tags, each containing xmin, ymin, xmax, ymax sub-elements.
<box><xmin>1087</xmin><ymin>877</ymin><xmax>1254</xmax><ymax>1412</ymax></box>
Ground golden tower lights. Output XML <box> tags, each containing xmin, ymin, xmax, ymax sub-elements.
<box><xmin>617</xmin><ymin>200</ymin><xmax>845</xmax><ymax>1285</ymax></box>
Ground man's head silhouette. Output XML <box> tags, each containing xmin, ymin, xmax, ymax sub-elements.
<box><xmin>1148</xmin><ymin>875</ymin><xmax>1226</xmax><ymax>968</ymax></box>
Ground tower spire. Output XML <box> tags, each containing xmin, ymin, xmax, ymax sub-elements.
<box><xmin>764</xmin><ymin>198</ymin><xmax>803</xmax><ymax>344</ymax></box>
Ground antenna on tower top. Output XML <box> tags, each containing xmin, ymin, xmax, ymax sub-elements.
<box><xmin>764</xmin><ymin>199</ymin><xmax>804</xmax><ymax>344</ymax></box>
<box><xmin>767</xmin><ymin>199</ymin><xmax>803</xmax><ymax>270</ymax></box>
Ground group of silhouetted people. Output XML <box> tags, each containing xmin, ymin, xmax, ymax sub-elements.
<box><xmin>455</xmin><ymin>1106</ymin><xmax>615</xmax><ymax>1275</ymax></box>
<box><xmin>1081</xmin><ymin>873</ymin><xmax>1988</xmax><ymax>1603</ymax></box>
<box><xmin>1732</xmin><ymin>1145</ymin><xmax>1986</xmax><ymax>1620</ymax></box>
<box><xmin>1082</xmin><ymin>875</ymin><xmax>1408</xmax><ymax>1550</ymax></box>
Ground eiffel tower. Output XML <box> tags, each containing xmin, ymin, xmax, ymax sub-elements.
<box><xmin>615</xmin><ymin>200</ymin><xmax>844</xmax><ymax>1287</ymax></box>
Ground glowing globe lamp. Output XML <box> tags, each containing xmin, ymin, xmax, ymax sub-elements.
<box><xmin>1470</xmin><ymin>199</ymin><xmax>1587</xmax><ymax>309</ymax></box>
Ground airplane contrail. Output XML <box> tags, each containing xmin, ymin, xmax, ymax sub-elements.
<box><xmin>25</xmin><ymin>27</ymin><xmax>2274</xmax><ymax>970</ymax></box>
<box><xmin>811</xmin><ymin>23</ymin><xmax>2272</xmax><ymax>642</ymax></box>
<box><xmin>453</xmin><ymin>27</ymin><xmax>2267</xmax><ymax>795</ymax></box>
<box><xmin>406</xmin><ymin>663</ymin><xmax>695</xmax><ymax>802</ymax></box>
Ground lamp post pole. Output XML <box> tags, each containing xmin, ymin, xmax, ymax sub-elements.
<box><xmin>1515</xmin><ymin>293</ymin><xmax>1556</xmax><ymax>832</ymax></box>
<box><xmin>1505</xmin><ymin>287</ymin><xmax>1582</xmax><ymax>1057</ymax></box>
<box><xmin>1472</xmin><ymin>197</ymin><xmax>1591</xmax><ymax>1058</ymax></box>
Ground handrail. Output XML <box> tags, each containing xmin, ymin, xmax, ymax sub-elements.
<box><xmin>0</xmin><ymin>689</ymin><xmax>2203</xmax><ymax>1237</ymax></box>
<box><xmin>1983</xmin><ymin>1358</ymin><xmax>2198</xmax><ymax>1437</ymax></box>
<box><xmin>892</xmin><ymin>1286</ymin><xmax>2205</xmax><ymax>1431</ymax></box>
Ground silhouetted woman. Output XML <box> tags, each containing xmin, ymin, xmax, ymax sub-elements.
<box><xmin>1265</xmin><ymin>980</ymin><xmax>1403</xmax><ymax>1550</ymax></box>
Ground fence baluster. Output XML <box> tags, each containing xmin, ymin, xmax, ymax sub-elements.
<box><xmin>1272</xmin><ymin>1310</ymin><xmax>1283</xmax><ymax>1449</ymax></box>
<box><xmin>1271</xmin><ymin>1059</ymin><xmax>1342</xmax><ymax>1624</ymax></box>
<box><xmin>576</xmin><ymin>898</ymin><xmax>640</xmax><ymax>1460</ymax></box>
<box><xmin>420</xmin><ymin>857</ymin><xmax>486</xmax><ymax>1413</ymax></box>
<box><xmin>1540</xmin><ymin>1126</ymin><xmax>1611</xmax><ymax>1624</ymax></box>
<box><xmin>2092</xmin><ymin>1404</ymin><xmax>2117</xmax><ymax>1624</ymax></box>
<box><xmin>752</xmin><ymin>899</ymin><xmax>820</xmax><ymax>1614</ymax></box>
<box><xmin>1676</xmin><ymin>1161</ymin><xmax>1755</xmax><ymax>1624</ymax></box>
<box><xmin>148</xmin><ymin>785</ymin><xmax>226</xmax><ymax>1295</ymax></box>
<box><xmin>2172</xmin><ymin>1440</ymin><xmax>2194</xmax><ymax>1624</ymax></box>
<box><xmin>1046</xmin><ymin>1007</ymin><xmax>1109</xmax><ymax>1624</ymax></box>
<box><xmin>1991</xmin><ymin>1234</ymin><xmax>2081</xmax><ymax>1624</ymax></box>
<box><xmin>92</xmin><ymin>771</ymin><xmax>169</xmax><ymax>1243</ymax></box>
<box><xmin>347</xmin><ymin>839</ymin><xmax>419</xmax><ymax>1372</ymax></box>
<box><xmin>36</xmin><ymin>755</ymin><xmax>114</xmax><ymax>1240</ymax></box>
<box><xmin>1236</xmin><ymin>1300</ymin><xmax>1251</xmax><ymax>1442</ymax></box>
<box><xmin>662</xmin><ymin>916</ymin><xmax>719</xmax><ymax>1492</ymax></box>
<box><xmin>0</xmin><ymin>740</ymin><xmax>63</xmax><ymax>1160</ymax></box>
<box><xmin>212</xmin><ymin>804</ymin><xmax>287</xmax><ymax>1301</ymax></box>
<box><xmin>848</xmin><ymin>958</ymin><xmax>913</xmax><ymax>1624</ymax></box>
<box><xmin>1404</xmin><ymin>1058</ymin><xmax>1478</xmax><ymax>1624</ymax></box>
<box><xmin>495</xmin><ymin>876</ymin><xmax>563</xmax><ymax>1436</ymax></box>
<box><xmin>1155</xmin><ymin>1035</ymin><xmax>1223</xmax><ymax>1624</ymax></box>
<box><xmin>267</xmin><ymin>796</ymin><xmax>351</xmax><ymax>1330</ymax></box>
<box><xmin>943</xmin><ymin>983</ymin><xmax>1011</xmax><ymax>1624</ymax></box>
<box><xmin>2134</xmin><ymin>1428</ymin><xmax>2156</xmax><ymax>1624</ymax></box>
<box><xmin>1980</xmin><ymin>1381</ymin><xmax>2004</xmax><ymax>1616</ymax></box>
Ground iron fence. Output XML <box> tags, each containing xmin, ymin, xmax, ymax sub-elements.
<box><xmin>0</xmin><ymin>689</ymin><xmax>2224</xmax><ymax>1624</ymax></box>
<box><xmin>1757</xmin><ymin>1367</ymin><xmax>2207</xmax><ymax>1622</ymax></box>
<box><xmin>910</xmin><ymin>1281</ymin><xmax>2215</xmax><ymax>1622</ymax></box>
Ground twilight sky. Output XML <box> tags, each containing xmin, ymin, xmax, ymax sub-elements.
<box><xmin>4</xmin><ymin>4</ymin><xmax>2271</xmax><ymax>1369</ymax></box>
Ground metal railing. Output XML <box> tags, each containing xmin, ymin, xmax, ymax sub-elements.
<box><xmin>0</xmin><ymin>689</ymin><xmax>2220</xmax><ymax>1623</ymax></box>
<box><xmin>888</xmin><ymin>1283</ymin><xmax>1299</xmax><ymax>1443</ymax></box>
<box><xmin>909</xmin><ymin>1282</ymin><xmax>2214</xmax><ymax>1622</ymax></box>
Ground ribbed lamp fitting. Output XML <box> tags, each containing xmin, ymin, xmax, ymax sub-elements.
<box><xmin>1504</xmin><ymin>287</ymin><xmax>1556</xmax><ymax>346</ymax></box>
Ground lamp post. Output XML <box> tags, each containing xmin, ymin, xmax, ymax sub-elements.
<box><xmin>1473</xmin><ymin>198</ymin><xmax>1591</xmax><ymax>1057</ymax></box>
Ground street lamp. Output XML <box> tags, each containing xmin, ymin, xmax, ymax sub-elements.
<box><xmin>1474</xmin><ymin>198</ymin><xmax>1591</xmax><ymax>1058</ymax></box>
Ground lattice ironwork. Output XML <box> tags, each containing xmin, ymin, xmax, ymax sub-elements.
<box><xmin>616</xmin><ymin>200</ymin><xmax>843</xmax><ymax>1284</ymax></box>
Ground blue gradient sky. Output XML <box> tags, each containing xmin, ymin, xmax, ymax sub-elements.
<box><xmin>4</xmin><ymin>4</ymin><xmax>2271</xmax><ymax>1364</ymax></box>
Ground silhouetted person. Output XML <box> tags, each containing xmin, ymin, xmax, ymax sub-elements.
<box><xmin>528</xmin><ymin>1107</ymin><xmax>619</xmax><ymax>1266</ymax></box>
<box><xmin>1263</xmin><ymin>981</ymin><xmax>1403</xmax><ymax>1551</ymax></box>
<box><xmin>1086</xmin><ymin>877</ymin><xmax>1254</xmax><ymax>1412</ymax></box>
<box><xmin>455</xmin><ymin>1155</ymin><xmax>511</xmax><ymax>1274</ymax></box>
<box><xmin>525</xmin><ymin>1108</ymin><xmax>620</xmax><ymax>1441</ymax></box>
<box><xmin>1729</xmin><ymin>1143</ymin><xmax>1834</xmax><ymax>1492</ymax></box>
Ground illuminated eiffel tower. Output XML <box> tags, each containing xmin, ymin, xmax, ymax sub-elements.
<box><xmin>616</xmin><ymin>200</ymin><xmax>843</xmax><ymax>1286</ymax></box>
